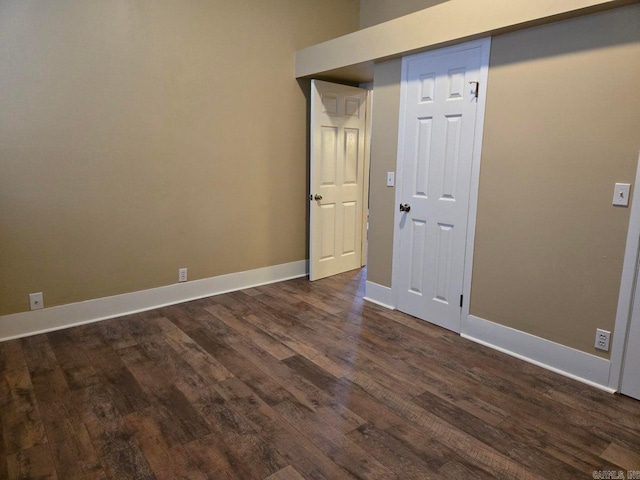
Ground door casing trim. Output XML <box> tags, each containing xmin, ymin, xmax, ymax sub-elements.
<box><xmin>610</xmin><ymin>152</ymin><xmax>640</xmax><ymax>391</ymax></box>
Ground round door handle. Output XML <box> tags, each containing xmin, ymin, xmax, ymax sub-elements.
<box><xmin>314</xmin><ymin>194</ymin><xmax>323</xmax><ymax>201</ymax></box>
<box><xmin>399</xmin><ymin>203</ymin><xmax>411</xmax><ymax>212</ymax></box>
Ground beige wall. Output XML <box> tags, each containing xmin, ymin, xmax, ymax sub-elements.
<box><xmin>367</xmin><ymin>59</ymin><xmax>402</xmax><ymax>286</ymax></box>
<box><xmin>366</xmin><ymin>4</ymin><xmax>640</xmax><ymax>356</ymax></box>
<box><xmin>471</xmin><ymin>5</ymin><xmax>640</xmax><ymax>357</ymax></box>
<box><xmin>360</xmin><ymin>0</ymin><xmax>448</xmax><ymax>28</ymax></box>
<box><xmin>0</xmin><ymin>0</ymin><xmax>359</xmax><ymax>316</ymax></box>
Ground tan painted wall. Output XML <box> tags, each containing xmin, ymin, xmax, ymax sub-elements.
<box><xmin>0</xmin><ymin>0</ymin><xmax>359</xmax><ymax>316</ymax></box>
<box><xmin>471</xmin><ymin>5</ymin><xmax>640</xmax><ymax>357</ymax></box>
<box><xmin>366</xmin><ymin>4</ymin><xmax>640</xmax><ymax>356</ymax></box>
<box><xmin>367</xmin><ymin>59</ymin><xmax>402</xmax><ymax>286</ymax></box>
<box><xmin>360</xmin><ymin>0</ymin><xmax>448</xmax><ymax>28</ymax></box>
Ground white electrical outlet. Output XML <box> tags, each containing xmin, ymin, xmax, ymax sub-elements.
<box><xmin>178</xmin><ymin>268</ymin><xmax>188</xmax><ymax>283</ymax></box>
<box><xmin>595</xmin><ymin>328</ymin><xmax>611</xmax><ymax>352</ymax></box>
<box><xmin>29</xmin><ymin>292</ymin><xmax>44</xmax><ymax>311</ymax></box>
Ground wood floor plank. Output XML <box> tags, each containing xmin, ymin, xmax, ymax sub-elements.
<box><xmin>545</xmin><ymin>384</ymin><xmax>640</xmax><ymax>431</ymax></box>
<box><xmin>20</xmin><ymin>335</ymin><xmax>58</xmax><ymax>375</ymax></box>
<box><xmin>71</xmin><ymin>383</ymin><xmax>156</xmax><ymax>480</ymax></box>
<box><xmin>273</xmin><ymin>398</ymin><xmax>397</xmax><ymax>480</ymax></box>
<box><xmin>347</xmin><ymin>370</ymin><xmax>548</xmax><ymax>480</ymax></box>
<box><xmin>346</xmin><ymin>423</ymin><xmax>438</xmax><ymax>479</ymax></box>
<box><xmin>495</xmin><ymin>414</ymin><xmax>619</xmax><ymax>474</ymax></box>
<box><xmin>215</xmin><ymin>377</ymin><xmax>357</xmax><ymax>480</ymax></box>
<box><xmin>283</xmin><ymin>355</ymin><xmax>459</xmax><ymax>468</ymax></box>
<box><xmin>264</xmin><ymin>465</ymin><xmax>306</xmax><ymax>480</ymax></box>
<box><xmin>241</xmin><ymin>311</ymin><xmax>351</xmax><ymax>378</ymax></box>
<box><xmin>4</xmin><ymin>268</ymin><xmax>640</xmax><ymax>479</ymax></box>
<box><xmin>37</xmin><ymin>399</ymin><xmax>107</xmax><ymax>480</ymax></box>
<box><xmin>204</xmin><ymin>305</ymin><xmax>296</xmax><ymax>361</ymax></box>
<box><xmin>6</xmin><ymin>443</ymin><xmax>58</xmax><ymax>480</ymax></box>
<box><xmin>117</xmin><ymin>341</ymin><xmax>212</xmax><ymax>446</ymax></box>
<box><xmin>154</xmin><ymin>316</ymin><xmax>235</xmax><ymax>383</ymax></box>
<box><xmin>72</xmin><ymin>325</ymin><xmax>150</xmax><ymax>415</ymax></box>
<box><xmin>20</xmin><ymin>337</ymin><xmax>107</xmax><ymax>479</ymax></box>
<box><xmin>411</xmin><ymin>389</ymin><xmax>588</xmax><ymax>478</ymax></box>
<box><xmin>125</xmin><ymin>408</ymin><xmax>208</xmax><ymax>480</ymax></box>
<box><xmin>198</xmin><ymin>311</ymin><xmax>367</xmax><ymax>434</ymax></box>
<box><xmin>600</xmin><ymin>442</ymin><xmax>640</xmax><ymax>470</ymax></box>
<box><xmin>46</xmin><ymin>329</ymin><xmax>102</xmax><ymax>391</ymax></box>
<box><xmin>0</xmin><ymin>365</ymin><xmax>47</xmax><ymax>455</ymax></box>
<box><xmin>0</xmin><ymin>341</ymin><xmax>26</xmax><ymax>374</ymax></box>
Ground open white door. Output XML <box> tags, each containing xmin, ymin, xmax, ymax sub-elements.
<box><xmin>310</xmin><ymin>80</ymin><xmax>368</xmax><ymax>281</ymax></box>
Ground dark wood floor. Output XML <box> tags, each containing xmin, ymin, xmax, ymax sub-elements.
<box><xmin>2</xmin><ymin>269</ymin><xmax>640</xmax><ymax>479</ymax></box>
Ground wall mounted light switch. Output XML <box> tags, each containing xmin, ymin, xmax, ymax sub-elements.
<box><xmin>387</xmin><ymin>172</ymin><xmax>395</xmax><ymax>187</ymax></box>
<box><xmin>613</xmin><ymin>183</ymin><xmax>631</xmax><ymax>207</ymax></box>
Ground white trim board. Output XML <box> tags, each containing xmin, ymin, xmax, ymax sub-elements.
<box><xmin>610</xmin><ymin>152</ymin><xmax>640</xmax><ymax>391</ymax></box>
<box><xmin>0</xmin><ymin>260</ymin><xmax>307</xmax><ymax>342</ymax></box>
<box><xmin>462</xmin><ymin>315</ymin><xmax>614</xmax><ymax>392</ymax></box>
<box><xmin>363</xmin><ymin>281</ymin><xmax>395</xmax><ymax>310</ymax></box>
<box><xmin>461</xmin><ymin>41</ymin><xmax>491</xmax><ymax>330</ymax></box>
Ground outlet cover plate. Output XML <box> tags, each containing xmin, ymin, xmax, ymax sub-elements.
<box><xmin>595</xmin><ymin>328</ymin><xmax>611</xmax><ymax>351</ymax></box>
<box><xmin>29</xmin><ymin>292</ymin><xmax>44</xmax><ymax>311</ymax></box>
<box><xmin>178</xmin><ymin>268</ymin><xmax>188</xmax><ymax>283</ymax></box>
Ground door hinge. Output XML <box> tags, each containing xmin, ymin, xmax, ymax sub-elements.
<box><xmin>459</xmin><ymin>294</ymin><xmax>464</xmax><ymax>308</ymax></box>
<box><xmin>469</xmin><ymin>81</ymin><xmax>479</xmax><ymax>99</ymax></box>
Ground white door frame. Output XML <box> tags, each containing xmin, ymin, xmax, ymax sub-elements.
<box><xmin>361</xmin><ymin>89</ymin><xmax>373</xmax><ymax>267</ymax></box>
<box><xmin>609</xmin><ymin>152</ymin><xmax>640</xmax><ymax>391</ymax></box>
<box><xmin>391</xmin><ymin>38</ymin><xmax>491</xmax><ymax>328</ymax></box>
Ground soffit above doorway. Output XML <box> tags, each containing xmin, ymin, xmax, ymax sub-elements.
<box><xmin>295</xmin><ymin>0</ymin><xmax>635</xmax><ymax>84</ymax></box>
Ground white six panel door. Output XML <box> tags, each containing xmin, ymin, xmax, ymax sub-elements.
<box><xmin>310</xmin><ymin>80</ymin><xmax>367</xmax><ymax>281</ymax></box>
<box><xmin>395</xmin><ymin>45</ymin><xmax>483</xmax><ymax>332</ymax></box>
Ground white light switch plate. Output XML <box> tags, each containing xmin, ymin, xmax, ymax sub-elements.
<box><xmin>613</xmin><ymin>183</ymin><xmax>631</xmax><ymax>206</ymax></box>
<box><xmin>387</xmin><ymin>172</ymin><xmax>395</xmax><ymax>187</ymax></box>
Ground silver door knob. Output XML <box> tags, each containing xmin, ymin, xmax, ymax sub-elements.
<box><xmin>314</xmin><ymin>194</ymin><xmax>323</xmax><ymax>201</ymax></box>
<box><xmin>399</xmin><ymin>203</ymin><xmax>411</xmax><ymax>212</ymax></box>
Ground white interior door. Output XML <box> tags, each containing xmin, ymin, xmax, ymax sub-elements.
<box><xmin>394</xmin><ymin>41</ymin><xmax>488</xmax><ymax>333</ymax></box>
<box><xmin>310</xmin><ymin>80</ymin><xmax>367</xmax><ymax>281</ymax></box>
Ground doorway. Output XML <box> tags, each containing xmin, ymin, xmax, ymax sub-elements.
<box><xmin>309</xmin><ymin>80</ymin><xmax>371</xmax><ymax>281</ymax></box>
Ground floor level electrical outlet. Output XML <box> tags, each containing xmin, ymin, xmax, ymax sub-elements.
<box><xmin>178</xmin><ymin>268</ymin><xmax>188</xmax><ymax>283</ymax></box>
<box><xmin>595</xmin><ymin>328</ymin><xmax>611</xmax><ymax>352</ymax></box>
<box><xmin>29</xmin><ymin>292</ymin><xmax>44</xmax><ymax>311</ymax></box>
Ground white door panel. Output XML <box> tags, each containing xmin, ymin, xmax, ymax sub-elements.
<box><xmin>395</xmin><ymin>43</ymin><xmax>486</xmax><ymax>332</ymax></box>
<box><xmin>310</xmin><ymin>80</ymin><xmax>367</xmax><ymax>281</ymax></box>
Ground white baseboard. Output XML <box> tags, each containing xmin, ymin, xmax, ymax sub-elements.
<box><xmin>462</xmin><ymin>315</ymin><xmax>614</xmax><ymax>392</ymax></box>
<box><xmin>363</xmin><ymin>281</ymin><xmax>395</xmax><ymax>310</ymax></box>
<box><xmin>0</xmin><ymin>260</ymin><xmax>307</xmax><ymax>342</ymax></box>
